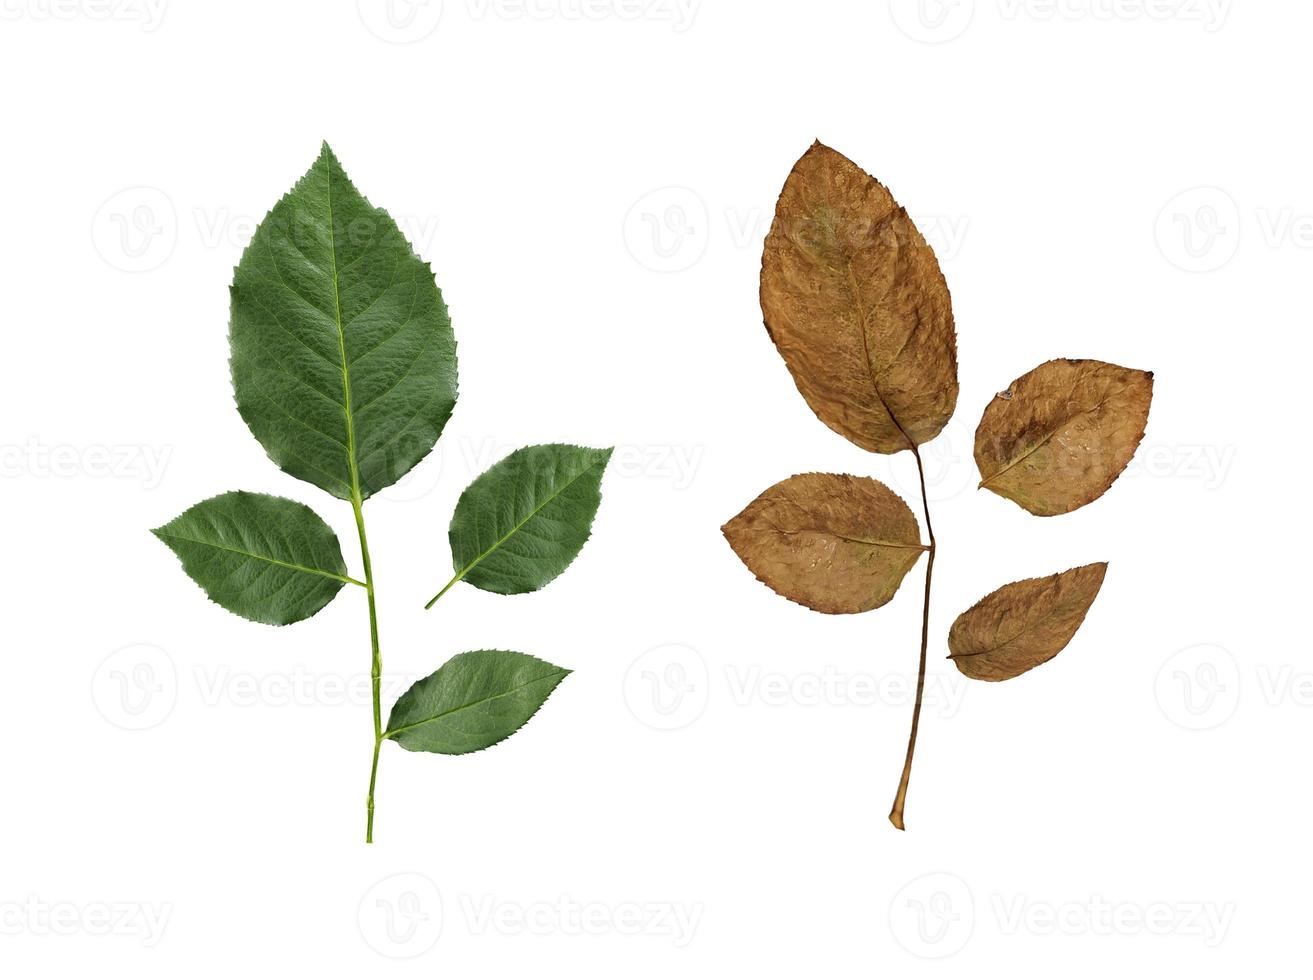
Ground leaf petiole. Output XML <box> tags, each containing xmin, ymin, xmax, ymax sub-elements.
<box><xmin>351</xmin><ymin>493</ymin><xmax>384</xmax><ymax>844</ymax></box>
<box><xmin>424</xmin><ymin>571</ymin><xmax>464</xmax><ymax>610</ymax></box>
<box><xmin>889</xmin><ymin>444</ymin><xmax>936</xmax><ymax>831</ymax></box>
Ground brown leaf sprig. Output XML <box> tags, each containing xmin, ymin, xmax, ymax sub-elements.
<box><xmin>724</xmin><ymin>140</ymin><xmax>1155</xmax><ymax>829</ymax></box>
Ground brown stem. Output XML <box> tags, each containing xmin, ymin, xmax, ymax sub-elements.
<box><xmin>889</xmin><ymin>445</ymin><xmax>936</xmax><ymax>830</ymax></box>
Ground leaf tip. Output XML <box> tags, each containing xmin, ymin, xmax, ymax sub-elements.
<box><xmin>720</xmin><ymin>512</ymin><xmax>746</xmax><ymax>546</ymax></box>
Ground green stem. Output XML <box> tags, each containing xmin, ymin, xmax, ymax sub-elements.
<box><xmin>353</xmin><ymin>493</ymin><xmax>382</xmax><ymax>844</ymax></box>
<box><xmin>889</xmin><ymin>445</ymin><xmax>936</xmax><ymax>831</ymax></box>
<box><xmin>366</xmin><ymin>734</ymin><xmax>381</xmax><ymax>842</ymax></box>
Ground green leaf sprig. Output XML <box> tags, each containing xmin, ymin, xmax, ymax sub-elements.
<box><xmin>154</xmin><ymin>144</ymin><xmax>611</xmax><ymax>841</ymax></box>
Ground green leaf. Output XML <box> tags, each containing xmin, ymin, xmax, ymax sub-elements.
<box><xmin>229</xmin><ymin>143</ymin><xmax>458</xmax><ymax>502</ymax></box>
<box><xmin>152</xmin><ymin>491</ymin><xmax>356</xmax><ymax>626</ymax></box>
<box><xmin>430</xmin><ymin>444</ymin><xmax>613</xmax><ymax>604</ymax></box>
<box><xmin>385</xmin><ymin>650</ymin><xmax>571</xmax><ymax>754</ymax></box>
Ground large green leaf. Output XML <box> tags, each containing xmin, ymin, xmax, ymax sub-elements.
<box><xmin>430</xmin><ymin>444</ymin><xmax>613</xmax><ymax>604</ymax></box>
<box><xmin>152</xmin><ymin>491</ymin><xmax>356</xmax><ymax>625</ymax></box>
<box><xmin>229</xmin><ymin>143</ymin><xmax>458</xmax><ymax>501</ymax></box>
<box><xmin>385</xmin><ymin>650</ymin><xmax>570</xmax><ymax>754</ymax></box>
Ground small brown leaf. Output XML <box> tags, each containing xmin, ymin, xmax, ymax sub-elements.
<box><xmin>948</xmin><ymin>563</ymin><xmax>1108</xmax><ymax>681</ymax></box>
<box><xmin>722</xmin><ymin>473</ymin><xmax>927</xmax><ymax>615</ymax></box>
<box><xmin>760</xmin><ymin>141</ymin><xmax>958</xmax><ymax>454</ymax></box>
<box><xmin>975</xmin><ymin>358</ymin><xmax>1153</xmax><ymax>516</ymax></box>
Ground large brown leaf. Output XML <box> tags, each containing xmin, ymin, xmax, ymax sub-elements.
<box><xmin>759</xmin><ymin>142</ymin><xmax>958</xmax><ymax>454</ymax></box>
<box><xmin>975</xmin><ymin>358</ymin><xmax>1153</xmax><ymax>516</ymax></box>
<box><xmin>948</xmin><ymin>563</ymin><xmax>1107</xmax><ymax>681</ymax></box>
<box><xmin>721</xmin><ymin>472</ymin><xmax>927</xmax><ymax>614</ymax></box>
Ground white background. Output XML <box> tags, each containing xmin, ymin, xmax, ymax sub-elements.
<box><xmin>0</xmin><ymin>0</ymin><xmax>1303</xmax><ymax>975</ymax></box>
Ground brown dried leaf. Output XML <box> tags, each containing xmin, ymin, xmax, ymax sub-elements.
<box><xmin>975</xmin><ymin>358</ymin><xmax>1154</xmax><ymax>516</ymax></box>
<box><xmin>948</xmin><ymin>563</ymin><xmax>1108</xmax><ymax>681</ymax></box>
<box><xmin>721</xmin><ymin>472</ymin><xmax>927</xmax><ymax>615</ymax></box>
<box><xmin>760</xmin><ymin>142</ymin><xmax>958</xmax><ymax>454</ymax></box>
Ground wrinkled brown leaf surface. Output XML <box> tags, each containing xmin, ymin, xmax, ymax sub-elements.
<box><xmin>975</xmin><ymin>359</ymin><xmax>1153</xmax><ymax>516</ymax></box>
<box><xmin>722</xmin><ymin>472</ymin><xmax>927</xmax><ymax>614</ymax></box>
<box><xmin>948</xmin><ymin>562</ymin><xmax>1108</xmax><ymax>681</ymax></box>
<box><xmin>760</xmin><ymin>142</ymin><xmax>958</xmax><ymax>454</ymax></box>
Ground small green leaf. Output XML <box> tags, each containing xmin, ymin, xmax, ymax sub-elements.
<box><xmin>431</xmin><ymin>444</ymin><xmax>613</xmax><ymax>604</ymax></box>
<box><xmin>152</xmin><ymin>491</ymin><xmax>355</xmax><ymax>626</ymax></box>
<box><xmin>385</xmin><ymin>650</ymin><xmax>570</xmax><ymax>754</ymax></box>
<box><xmin>230</xmin><ymin>143</ymin><xmax>458</xmax><ymax>501</ymax></box>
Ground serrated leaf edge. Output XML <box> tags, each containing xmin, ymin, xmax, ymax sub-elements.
<box><xmin>151</xmin><ymin>490</ymin><xmax>358</xmax><ymax>626</ymax></box>
<box><xmin>975</xmin><ymin>359</ymin><xmax>1154</xmax><ymax>509</ymax></box>
<box><xmin>384</xmin><ymin>650</ymin><xmax>572</xmax><ymax>756</ymax></box>
<box><xmin>720</xmin><ymin>470</ymin><xmax>929</xmax><ymax>616</ymax></box>
<box><xmin>228</xmin><ymin>142</ymin><xmax>459</xmax><ymax>502</ymax></box>
<box><xmin>946</xmin><ymin>561</ymin><xmax>1109</xmax><ymax>678</ymax></box>
<box><xmin>429</xmin><ymin>444</ymin><xmax>614</xmax><ymax>605</ymax></box>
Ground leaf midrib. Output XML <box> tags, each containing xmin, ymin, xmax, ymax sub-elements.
<box><xmin>451</xmin><ymin>455</ymin><xmax>607</xmax><ymax>585</ymax></box>
<box><xmin>775</xmin><ymin>527</ymin><xmax>926</xmax><ymax>551</ymax></box>
<box><xmin>153</xmin><ymin>530</ymin><xmax>357</xmax><ymax>586</ymax></box>
<box><xmin>950</xmin><ymin>577</ymin><xmax>1068</xmax><ymax>661</ymax></box>
<box><xmin>845</xmin><ymin>256</ymin><xmax>915</xmax><ymax>451</ymax></box>
<box><xmin>385</xmin><ymin>670</ymin><xmax>568</xmax><ymax>740</ymax></box>
<box><xmin>979</xmin><ymin>385</ymin><xmax>1134</xmax><ymax>488</ymax></box>
<box><xmin>834</xmin><ymin>534</ymin><xmax>929</xmax><ymax>551</ymax></box>
<box><xmin>324</xmin><ymin>156</ymin><xmax>364</xmax><ymax>507</ymax></box>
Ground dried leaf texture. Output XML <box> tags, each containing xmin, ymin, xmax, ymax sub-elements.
<box><xmin>948</xmin><ymin>563</ymin><xmax>1108</xmax><ymax>681</ymax></box>
<box><xmin>975</xmin><ymin>359</ymin><xmax>1153</xmax><ymax>516</ymax></box>
<box><xmin>760</xmin><ymin>142</ymin><xmax>958</xmax><ymax>454</ymax></box>
<box><xmin>722</xmin><ymin>472</ymin><xmax>927</xmax><ymax>614</ymax></box>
